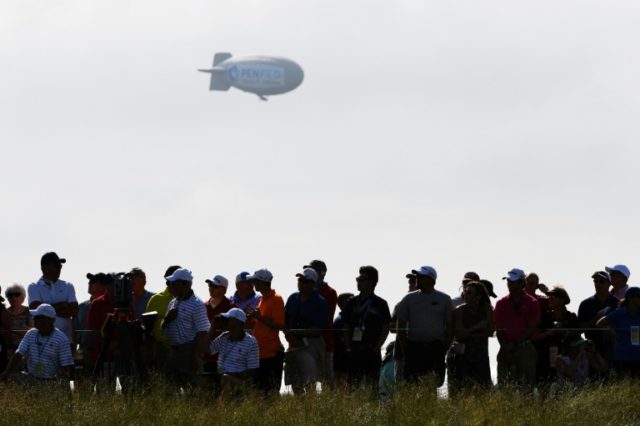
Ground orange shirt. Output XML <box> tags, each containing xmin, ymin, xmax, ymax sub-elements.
<box><xmin>253</xmin><ymin>290</ymin><xmax>284</xmax><ymax>359</ymax></box>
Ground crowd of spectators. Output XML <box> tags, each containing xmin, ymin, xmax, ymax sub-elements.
<box><xmin>1</xmin><ymin>251</ymin><xmax>639</xmax><ymax>400</ymax></box>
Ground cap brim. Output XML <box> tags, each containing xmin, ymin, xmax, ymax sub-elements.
<box><xmin>406</xmin><ymin>274</ymin><xmax>415</xmax><ymax>279</ymax></box>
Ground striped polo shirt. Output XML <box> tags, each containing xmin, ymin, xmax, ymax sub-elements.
<box><xmin>17</xmin><ymin>328</ymin><xmax>74</xmax><ymax>379</ymax></box>
<box><xmin>164</xmin><ymin>293</ymin><xmax>210</xmax><ymax>346</ymax></box>
<box><xmin>210</xmin><ymin>332</ymin><xmax>259</xmax><ymax>374</ymax></box>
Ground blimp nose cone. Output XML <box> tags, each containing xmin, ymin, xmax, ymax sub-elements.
<box><xmin>287</xmin><ymin>64</ymin><xmax>304</xmax><ymax>90</ymax></box>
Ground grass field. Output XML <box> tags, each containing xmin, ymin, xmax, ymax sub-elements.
<box><xmin>1</xmin><ymin>376</ymin><xmax>638</xmax><ymax>425</ymax></box>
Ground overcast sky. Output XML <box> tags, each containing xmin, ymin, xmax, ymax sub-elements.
<box><xmin>2</xmin><ymin>0</ymin><xmax>639</xmax><ymax>313</ymax></box>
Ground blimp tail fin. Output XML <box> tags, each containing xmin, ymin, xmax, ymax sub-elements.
<box><xmin>213</xmin><ymin>52</ymin><xmax>232</xmax><ymax>66</ymax></box>
<box><xmin>198</xmin><ymin>68</ymin><xmax>230</xmax><ymax>91</ymax></box>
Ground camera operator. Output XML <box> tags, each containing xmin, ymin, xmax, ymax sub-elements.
<box><xmin>161</xmin><ymin>268</ymin><xmax>210</xmax><ymax>389</ymax></box>
<box><xmin>87</xmin><ymin>273</ymin><xmax>135</xmax><ymax>380</ymax></box>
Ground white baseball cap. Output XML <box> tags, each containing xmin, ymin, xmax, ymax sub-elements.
<box><xmin>248</xmin><ymin>269</ymin><xmax>273</xmax><ymax>283</ymax></box>
<box><xmin>165</xmin><ymin>268</ymin><xmax>193</xmax><ymax>283</ymax></box>
<box><xmin>206</xmin><ymin>275</ymin><xmax>228</xmax><ymax>288</ymax></box>
<box><xmin>235</xmin><ymin>271</ymin><xmax>251</xmax><ymax>284</ymax></box>
<box><xmin>605</xmin><ymin>265</ymin><xmax>630</xmax><ymax>279</ymax></box>
<box><xmin>30</xmin><ymin>303</ymin><xmax>56</xmax><ymax>319</ymax></box>
<box><xmin>412</xmin><ymin>266</ymin><xmax>437</xmax><ymax>280</ymax></box>
<box><xmin>296</xmin><ymin>267</ymin><xmax>318</xmax><ymax>283</ymax></box>
<box><xmin>220</xmin><ymin>307</ymin><xmax>247</xmax><ymax>323</ymax></box>
<box><xmin>503</xmin><ymin>268</ymin><xmax>526</xmax><ymax>282</ymax></box>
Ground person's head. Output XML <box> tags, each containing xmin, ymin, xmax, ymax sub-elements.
<box><xmin>566</xmin><ymin>337</ymin><xmax>588</xmax><ymax>359</ymax></box>
<box><xmin>220</xmin><ymin>308</ymin><xmax>247</xmax><ymax>333</ymax></box>
<box><xmin>86</xmin><ymin>273</ymin><xmax>109</xmax><ymax>299</ymax></box>
<box><xmin>40</xmin><ymin>252</ymin><xmax>65</xmax><ymax>282</ymax></box>
<box><xmin>305</xmin><ymin>260</ymin><xmax>327</xmax><ymax>284</ymax></box>
<box><xmin>524</xmin><ymin>272</ymin><xmax>539</xmax><ymax>294</ymax></box>
<box><xmin>206</xmin><ymin>275</ymin><xmax>229</xmax><ymax>299</ymax></box>
<box><xmin>4</xmin><ymin>283</ymin><xmax>27</xmax><ymax>308</ymax></box>
<box><xmin>545</xmin><ymin>286</ymin><xmax>571</xmax><ymax>309</ymax></box>
<box><xmin>405</xmin><ymin>273</ymin><xmax>417</xmax><ymax>292</ymax></box>
<box><xmin>165</xmin><ymin>268</ymin><xmax>193</xmax><ymax>298</ymax></box>
<box><xmin>591</xmin><ymin>271</ymin><xmax>611</xmax><ymax>295</ymax></box>
<box><xmin>463</xmin><ymin>281</ymin><xmax>490</xmax><ymax>307</ymax></box>
<box><xmin>30</xmin><ymin>304</ymin><xmax>56</xmax><ymax>335</ymax></box>
<box><xmin>296</xmin><ymin>268</ymin><xmax>318</xmax><ymax>294</ymax></box>
<box><xmin>621</xmin><ymin>287</ymin><xmax>640</xmax><ymax>309</ymax></box>
<box><xmin>164</xmin><ymin>265</ymin><xmax>182</xmax><ymax>284</ymax></box>
<box><xmin>479</xmin><ymin>279</ymin><xmax>497</xmax><ymax>299</ymax></box>
<box><xmin>248</xmin><ymin>269</ymin><xmax>273</xmax><ymax>294</ymax></box>
<box><xmin>503</xmin><ymin>268</ymin><xmax>526</xmax><ymax>296</ymax></box>
<box><xmin>337</xmin><ymin>292</ymin><xmax>354</xmax><ymax>311</ymax></box>
<box><xmin>356</xmin><ymin>265</ymin><xmax>378</xmax><ymax>294</ymax></box>
<box><xmin>129</xmin><ymin>268</ymin><xmax>147</xmax><ymax>298</ymax></box>
<box><xmin>606</xmin><ymin>265</ymin><xmax>630</xmax><ymax>289</ymax></box>
<box><xmin>462</xmin><ymin>271</ymin><xmax>480</xmax><ymax>286</ymax></box>
<box><xmin>235</xmin><ymin>272</ymin><xmax>254</xmax><ymax>298</ymax></box>
<box><xmin>412</xmin><ymin>266</ymin><xmax>437</xmax><ymax>292</ymax></box>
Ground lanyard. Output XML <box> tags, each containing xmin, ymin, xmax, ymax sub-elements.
<box><xmin>357</xmin><ymin>298</ymin><xmax>373</xmax><ymax>328</ymax></box>
<box><xmin>35</xmin><ymin>333</ymin><xmax>51</xmax><ymax>361</ymax></box>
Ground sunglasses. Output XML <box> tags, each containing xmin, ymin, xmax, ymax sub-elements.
<box><xmin>7</xmin><ymin>293</ymin><xmax>22</xmax><ymax>298</ymax></box>
<box><xmin>593</xmin><ymin>279</ymin><xmax>609</xmax><ymax>284</ymax></box>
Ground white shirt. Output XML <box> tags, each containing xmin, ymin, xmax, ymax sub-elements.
<box><xmin>210</xmin><ymin>332</ymin><xmax>259</xmax><ymax>373</ymax></box>
<box><xmin>17</xmin><ymin>328</ymin><xmax>74</xmax><ymax>379</ymax></box>
<box><xmin>163</xmin><ymin>293</ymin><xmax>210</xmax><ymax>346</ymax></box>
<box><xmin>28</xmin><ymin>277</ymin><xmax>77</xmax><ymax>340</ymax></box>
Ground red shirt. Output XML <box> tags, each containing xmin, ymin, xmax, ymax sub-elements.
<box><xmin>318</xmin><ymin>282</ymin><xmax>338</xmax><ymax>353</ymax></box>
<box><xmin>203</xmin><ymin>297</ymin><xmax>234</xmax><ymax>365</ymax></box>
<box><xmin>493</xmin><ymin>292</ymin><xmax>540</xmax><ymax>343</ymax></box>
<box><xmin>86</xmin><ymin>295</ymin><xmax>134</xmax><ymax>362</ymax></box>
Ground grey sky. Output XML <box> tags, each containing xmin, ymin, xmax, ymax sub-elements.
<box><xmin>1</xmin><ymin>1</ymin><xmax>639</xmax><ymax>311</ymax></box>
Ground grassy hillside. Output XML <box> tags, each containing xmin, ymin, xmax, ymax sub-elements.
<box><xmin>0</xmin><ymin>377</ymin><xmax>638</xmax><ymax>425</ymax></box>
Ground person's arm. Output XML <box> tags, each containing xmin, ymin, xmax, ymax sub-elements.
<box><xmin>0</xmin><ymin>308</ymin><xmax>10</xmax><ymax>340</ymax></box>
<box><xmin>52</xmin><ymin>302</ymin><xmax>79</xmax><ymax>318</ymax></box>
<box><xmin>194</xmin><ymin>331</ymin><xmax>209</xmax><ymax>355</ymax></box>
<box><xmin>0</xmin><ymin>352</ymin><xmax>24</xmax><ymax>381</ymax></box>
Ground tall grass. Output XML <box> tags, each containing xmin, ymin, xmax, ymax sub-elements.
<box><xmin>1</xmin><ymin>376</ymin><xmax>638</xmax><ymax>425</ymax></box>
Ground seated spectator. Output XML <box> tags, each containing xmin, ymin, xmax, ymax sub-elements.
<box><xmin>555</xmin><ymin>337</ymin><xmax>607</xmax><ymax>387</ymax></box>
<box><xmin>597</xmin><ymin>287</ymin><xmax>640</xmax><ymax>378</ymax></box>
<box><xmin>448</xmin><ymin>281</ymin><xmax>493</xmax><ymax>395</ymax></box>
<box><xmin>0</xmin><ymin>304</ymin><xmax>74</xmax><ymax>383</ymax></box>
<box><xmin>4</xmin><ymin>284</ymin><xmax>33</xmax><ymax>359</ymax></box>
<box><xmin>210</xmin><ymin>308</ymin><xmax>259</xmax><ymax>396</ymax></box>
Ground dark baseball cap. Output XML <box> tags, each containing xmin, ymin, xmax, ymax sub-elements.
<box><xmin>479</xmin><ymin>279</ymin><xmax>497</xmax><ymax>298</ymax></box>
<box><xmin>41</xmin><ymin>252</ymin><xmax>66</xmax><ymax>265</ymax></box>
<box><xmin>86</xmin><ymin>272</ymin><xmax>109</xmax><ymax>284</ymax></box>
<box><xmin>304</xmin><ymin>260</ymin><xmax>327</xmax><ymax>271</ymax></box>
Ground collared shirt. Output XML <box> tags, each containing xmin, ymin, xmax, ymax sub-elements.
<box><xmin>395</xmin><ymin>289</ymin><xmax>453</xmax><ymax>342</ymax></box>
<box><xmin>210</xmin><ymin>331</ymin><xmax>259</xmax><ymax>373</ymax></box>
<box><xmin>17</xmin><ymin>328</ymin><xmax>73</xmax><ymax>379</ymax></box>
<box><xmin>134</xmin><ymin>290</ymin><xmax>155</xmax><ymax>321</ymax></box>
<box><xmin>285</xmin><ymin>291</ymin><xmax>328</xmax><ymax>331</ymax></box>
<box><xmin>578</xmin><ymin>293</ymin><xmax>619</xmax><ymax>357</ymax></box>
<box><xmin>146</xmin><ymin>287</ymin><xmax>173</xmax><ymax>343</ymax></box>
<box><xmin>164</xmin><ymin>293</ymin><xmax>210</xmax><ymax>346</ymax></box>
<box><xmin>230</xmin><ymin>291</ymin><xmax>261</xmax><ymax>311</ymax></box>
<box><xmin>28</xmin><ymin>277</ymin><xmax>77</xmax><ymax>341</ymax></box>
<box><xmin>493</xmin><ymin>292</ymin><xmax>540</xmax><ymax>343</ymax></box>
<box><xmin>253</xmin><ymin>289</ymin><xmax>284</xmax><ymax>359</ymax></box>
<box><xmin>73</xmin><ymin>299</ymin><xmax>91</xmax><ymax>352</ymax></box>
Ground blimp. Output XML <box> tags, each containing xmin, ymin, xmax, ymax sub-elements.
<box><xmin>198</xmin><ymin>53</ymin><xmax>304</xmax><ymax>100</ymax></box>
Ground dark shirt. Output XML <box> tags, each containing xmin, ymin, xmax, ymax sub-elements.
<box><xmin>342</xmin><ymin>293</ymin><xmax>391</xmax><ymax>348</ymax></box>
<box><xmin>578</xmin><ymin>294</ymin><xmax>618</xmax><ymax>359</ymax></box>
<box><xmin>285</xmin><ymin>291</ymin><xmax>328</xmax><ymax>331</ymax></box>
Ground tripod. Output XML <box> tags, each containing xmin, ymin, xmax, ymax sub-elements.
<box><xmin>92</xmin><ymin>309</ymin><xmax>148</xmax><ymax>391</ymax></box>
